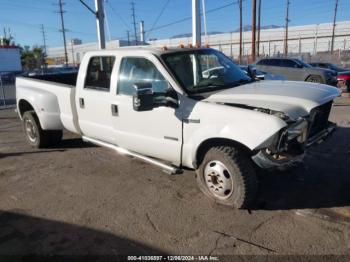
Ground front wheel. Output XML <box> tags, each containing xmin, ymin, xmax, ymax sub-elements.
<box><xmin>196</xmin><ymin>146</ymin><xmax>258</xmax><ymax>209</ymax></box>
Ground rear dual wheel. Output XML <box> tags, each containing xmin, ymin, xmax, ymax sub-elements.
<box><xmin>22</xmin><ymin>111</ymin><xmax>62</xmax><ymax>148</ymax></box>
<box><xmin>196</xmin><ymin>146</ymin><xmax>258</xmax><ymax>209</ymax></box>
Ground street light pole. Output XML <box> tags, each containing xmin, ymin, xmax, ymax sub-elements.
<box><xmin>192</xmin><ymin>0</ymin><xmax>201</xmax><ymax>47</ymax></box>
<box><xmin>95</xmin><ymin>0</ymin><xmax>106</xmax><ymax>49</ymax></box>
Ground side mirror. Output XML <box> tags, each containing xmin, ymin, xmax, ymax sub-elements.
<box><xmin>133</xmin><ymin>82</ymin><xmax>154</xmax><ymax>111</ymax></box>
<box><xmin>247</xmin><ymin>65</ymin><xmax>258</xmax><ymax>80</ymax></box>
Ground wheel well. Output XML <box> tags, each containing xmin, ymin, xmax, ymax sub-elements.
<box><xmin>195</xmin><ymin>138</ymin><xmax>252</xmax><ymax>168</ymax></box>
<box><xmin>305</xmin><ymin>74</ymin><xmax>322</xmax><ymax>81</ymax></box>
<box><xmin>18</xmin><ymin>100</ymin><xmax>35</xmax><ymax>117</ymax></box>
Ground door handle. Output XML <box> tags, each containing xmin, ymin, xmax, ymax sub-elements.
<box><xmin>111</xmin><ymin>104</ymin><xmax>118</xmax><ymax>116</ymax></box>
<box><xmin>79</xmin><ymin>98</ymin><xmax>85</xmax><ymax>108</ymax></box>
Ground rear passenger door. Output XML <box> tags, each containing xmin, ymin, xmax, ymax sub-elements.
<box><xmin>265</xmin><ymin>59</ymin><xmax>283</xmax><ymax>76</ymax></box>
<box><xmin>76</xmin><ymin>55</ymin><xmax>116</xmax><ymax>144</ymax></box>
<box><xmin>278</xmin><ymin>59</ymin><xmax>302</xmax><ymax>81</ymax></box>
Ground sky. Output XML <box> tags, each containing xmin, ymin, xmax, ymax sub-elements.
<box><xmin>0</xmin><ymin>0</ymin><xmax>349</xmax><ymax>48</ymax></box>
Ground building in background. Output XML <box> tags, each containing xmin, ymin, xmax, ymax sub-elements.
<box><xmin>47</xmin><ymin>21</ymin><xmax>350</xmax><ymax>65</ymax></box>
<box><xmin>0</xmin><ymin>46</ymin><xmax>22</xmax><ymax>73</ymax></box>
<box><xmin>47</xmin><ymin>39</ymin><xmax>132</xmax><ymax>65</ymax></box>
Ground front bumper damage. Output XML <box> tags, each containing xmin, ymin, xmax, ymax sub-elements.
<box><xmin>252</xmin><ymin>122</ymin><xmax>336</xmax><ymax>169</ymax></box>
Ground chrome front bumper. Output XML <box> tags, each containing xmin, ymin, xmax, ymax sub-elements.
<box><xmin>252</xmin><ymin>123</ymin><xmax>336</xmax><ymax>169</ymax></box>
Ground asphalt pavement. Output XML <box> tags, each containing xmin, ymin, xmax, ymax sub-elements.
<box><xmin>0</xmin><ymin>97</ymin><xmax>349</xmax><ymax>258</ymax></box>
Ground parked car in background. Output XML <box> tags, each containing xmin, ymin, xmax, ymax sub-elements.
<box><xmin>336</xmin><ymin>72</ymin><xmax>350</xmax><ymax>92</ymax></box>
<box><xmin>309</xmin><ymin>62</ymin><xmax>350</xmax><ymax>92</ymax></box>
<box><xmin>255</xmin><ymin>58</ymin><xmax>337</xmax><ymax>85</ymax></box>
<box><xmin>239</xmin><ymin>65</ymin><xmax>285</xmax><ymax>80</ymax></box>
<box><xmin>27</xmin><ymin>66</ymin><xmax>78</xmax><ymax>77</ymax></box>
<box><xmin>309</xmin><ymin>62</ymin><xmax>350</xmax><ymax>73</ymax></box>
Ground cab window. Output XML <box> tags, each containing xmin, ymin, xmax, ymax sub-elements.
<box><xmin>117</xmin><ymin>57</ymin><xmax>169</xmax><ymax>96</ymax></box>
<box><xmin>85</xmin><ymin>56</ymin><xmax>115</xmax><ymax>91</ymax></box>
<box><xmin>280</xmin><ymin>59</ymin><xmax>297</xmax><ymax>68</ymax></box>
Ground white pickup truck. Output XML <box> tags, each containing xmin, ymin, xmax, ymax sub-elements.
<box><xmin>16</xmin><ymin>47</ymin><xmax>340</xmax><ymax>208</ymax></box>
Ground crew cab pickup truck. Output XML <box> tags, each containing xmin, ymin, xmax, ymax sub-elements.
<box><xmin>16</xmin><ymin>47</ymin><xmax>340</xmax><ymax>209</ymax></box>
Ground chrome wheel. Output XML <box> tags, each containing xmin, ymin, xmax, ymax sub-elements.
<box><xmin>24</xmin><ymin>118</ymin><xmax>37</xmax><ymax>143</ymax></box>
<box><xmin>204</xmin><ymin>160</ymin><xmax>234</xmax><ymax>199</ymax></box>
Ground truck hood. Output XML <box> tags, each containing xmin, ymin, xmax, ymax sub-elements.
<box><xmin>204</xmin><ymin>80</ymin><xmax>340</xmax><ymax>120</ymax></box>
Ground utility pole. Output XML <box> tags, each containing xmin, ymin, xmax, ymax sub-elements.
<box><xmin>202</xmin><ymin>0</ymin><xmax>208</xmax><ymax>45</ymax></box>
<box><xmin>57</xmin><ymin>0</ymin><xmax>68</xmax><ymax>65</ymax></box>
<box><xmin>139</xmin><ymin>21</ymin><xmax>145</xmax><ymax>44</ymax></box>
<box><xmin>131</xmin><ymin>1</ymin><xmax>138</xmax><ymax>45</ymax></box>
<box><xmin>40</xmin><ymin>24</ymin><xmax>47</xmax><ymax>69</ymax></box>
<box><xmin>40</xmin><ymin>24</ymin><xmax>47</xmax><ymax>56</ymax></box>
<box><xmin>314</xmin><ymin>24</ymin><xmax>319</xmax><ymax>54</ymax></box>
<box><xmin>127</xmin><ymin>30</ymin><xmax>130</xmax><ymax>46</ymax></box>
<box><xmin>239</xmin><ymin>0</ymin><xmax>243</xmax><ymax>64</ymax></box>
<box><xmin>257</xmin><ymin>0</ymin><xmax>261</xmax><ymax>57</ymax></box>
<box><xmin>70</xmin><ymin>40</ymin><xmax>76</xmax><ymax>67</ymax></box>
<box><xmin>95</xmin><ymin>0</ymin><xmax>106</xmax><ymax>49</ymax></box>
<box><xmin>330</xmin><ymin>0</ymin><xmax>339</xmax><ymax>54</ymax></box>
<box><xmin>283</xmin><ymin>0</ymin><xmax>290</xmax><ymax>56</ymax></box>
<box><xmin>251</xmin><ymin>0</ymin><xmax>256</xmax><ymax>62</ymax></box>
<box><xmin>192</xmin><ymin>0</ymin><xmax>201</xmax><ymax>46</ymax></box>
<box><xmin>78</xmin><ymin>0</ymin><xmax>106</xmax><ymax>49</ymax></box>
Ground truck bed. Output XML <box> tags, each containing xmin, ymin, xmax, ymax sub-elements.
<box><xmin>16</xmin><ymin>74</ymin><xmax>80</xmax><ymax>134</ymax></box>
<box><xmin>29</xmin><ymin>72</ymin><xmax>77</xmax><ymax>86</ymax></box>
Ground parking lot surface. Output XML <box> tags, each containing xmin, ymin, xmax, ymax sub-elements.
<box><xmin>0</xmin><ymin>98</ymin><xmax>350</xmax><ymax>257</ymax></box>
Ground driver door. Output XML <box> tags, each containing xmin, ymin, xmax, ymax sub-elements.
<box><xmin>111</xmin><ymin>55</ymin><xmax>182</xmax><ymax>165</ymax></box>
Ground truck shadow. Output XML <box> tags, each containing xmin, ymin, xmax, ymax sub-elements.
<box><xmin>254</xmin><ymin>126</ymin><xmax>350</xmax><ymax>210</ymax></box>
<box><xmin>52</xmin><ymin>138</ymin><xmax>96</xmax><ymax>149</ymax></box>
<box><xmin>0</xmin><ymin>150</ymin><xmax>66</xmax><ymax>159</ymax></box>
<box><xmin>0</xmin><ymin>210</ymin><xmax>165</xmax><ymax>257</ymax></box>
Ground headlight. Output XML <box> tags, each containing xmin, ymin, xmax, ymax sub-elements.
<box><xmin>277</xmin><ymin>118</ymin><xmax>308</xmax><ymax>152</ymax></box>
<box><xmin>287</xmin><ymin>118</ymin><xmax>308</xmax><ymax>142</ymax></box>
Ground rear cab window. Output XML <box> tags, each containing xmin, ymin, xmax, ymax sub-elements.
<box><xmin>85</xmin><ymin>56</ymin><xmax>116</xmax><ymax>91</ymax></box>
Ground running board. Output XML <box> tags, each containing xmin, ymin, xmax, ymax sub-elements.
<box><xmin>82</xmin><ymin>136</ymin><xmax>183</xmax><ymax>175</ymax></box>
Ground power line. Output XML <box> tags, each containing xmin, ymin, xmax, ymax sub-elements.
<box><xmin>146</xmin><ymin>0</ymin><xmax>170</xmax><ymax>39</ymax></box>
<box><xmin>148</xmin><ymin>0</ymin><xmax>243</xmax><ymax>34</ymax></box>
<box><xmin>106</xmin><ymin>1</ymin><xmax>131</xmax><ymax>30</ymax></box>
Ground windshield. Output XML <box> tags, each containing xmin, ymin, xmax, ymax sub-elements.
<box><xmin>162</xmin><ymin>49</ymin><xmax>251</xmax><ymax>94</ymax></box>
<box><xmin>294</xmin><ymin>59</ymin><xmax>312</xmax><ymax>68</ymax></box>
<box><xmin>329</xmin><ymin>64</ymin><xmax>344</xmax><ymax>71</ymax></box>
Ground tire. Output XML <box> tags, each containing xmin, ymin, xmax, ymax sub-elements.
<box><xmin>196</xmin><ymin>146</ymin><xmax>258</xmax><ymax>209</ymax></box>
<box><xmin>22</xmin><ymin>111</ymin><xmax>49</xmax><ymax>148</ymax></box>
<box><xmin>306</xmin><ymin>75</ymin><xmax>324</xmax><ymax>84</ymax></box>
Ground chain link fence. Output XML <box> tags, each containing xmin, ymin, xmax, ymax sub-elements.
<box><xmin>0</xmin><ymin>72</ymin><xmax>17</xmax><ymax>109</ymax></box>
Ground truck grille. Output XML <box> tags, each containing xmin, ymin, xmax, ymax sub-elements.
<box><xmin>308</xmin><ymin>101</ymin><xmax>332</xmax><ymax>137</ymax></box>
